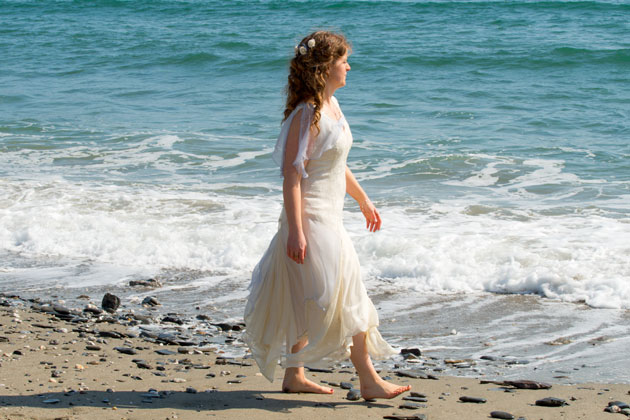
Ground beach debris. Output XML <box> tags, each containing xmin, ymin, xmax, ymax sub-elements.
<box><xmin>588</xmin><ymin>336</ymin><xmax>613</xmax><ymax>345</ymax></box>
<box><xmin>114</xmin><ymin>346</ymin><xmax>137</xmax><ymax>355</ymax></box>
<box><xmin>346</xmin><ymin>389</ymin><xmax>361</xmax><ymax>400</ymax></box>
<box><xmin>545</xmin><ymin>336</ymin><xmax>572</xmax><ymax>345</ymax></box>
<box><xmin>490</xmin><ymin>411</ymin><xmax>515</xmax><ymax>419</ymax></box>
<box><xmin>142</xmin><ymin>296</ymin><xmax>160</xmax><ymax>307</ymax></box>
<box><xmin>101</xmin><ymin>293</ymin><xmax>120</xmax><ymax>313</ymax></box>
<box><xmin>535</xmin><ymin>397</ymin><xmax>568</xmax><ymax>407</ymax></box>
<box><xmin>129</xmin><ymin>278</ymin><xmax>162</xmax><ymax>288</ymax></box>
<box><xmin>459</xmin><ymin>396</ymin><xmax>487</xmax><ymax>403</ymax></box>
<box><xmin>480</xmin><ymin>379</ymin><xmax>552</xmax><ymax>389</ymax></box>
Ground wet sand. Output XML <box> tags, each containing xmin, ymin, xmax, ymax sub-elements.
<box><xmin>1</xmin><ymin>296</ymin><xmax>628</xmax><ymax>420</ymax></box>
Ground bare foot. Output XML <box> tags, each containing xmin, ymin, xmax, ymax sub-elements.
<box><xmin>282</xmin><ymin>377</ymin><xmax>334</xmax><ymax>394</ymax></box>
<box><xmin>361</xmin><ymin>378</ymin><xmax>411</xmax><ymax>400</ymax></box>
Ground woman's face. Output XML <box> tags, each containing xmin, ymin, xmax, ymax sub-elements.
<box><xmin>326</xmin><ymin>53</ymin><xmax>350</xmax><ymax>91</ymax></box>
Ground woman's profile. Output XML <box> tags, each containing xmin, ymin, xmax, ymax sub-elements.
<box><xmin>243</xmin><ymin>30</ymin><xmax>411</xmax><ymax>400</ymax></box>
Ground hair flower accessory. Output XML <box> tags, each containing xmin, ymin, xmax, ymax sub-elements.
<box><xmin>307</xmin><ymin>39</ymin><xmax>316</xmax><ymax>48</ymax></box>
<box><xmin>299</xmin><ymin>45</ymin><xmax>307</xmax><ymax>55</ymax></box>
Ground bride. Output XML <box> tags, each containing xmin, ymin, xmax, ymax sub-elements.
<box><xmin>243</xmin><ymin>30</ymin><xmax>410</xmax><ymax>400</ymax></box>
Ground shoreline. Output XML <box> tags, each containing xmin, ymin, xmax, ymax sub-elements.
<box><xmin>1</xmin><ymin>294</ymin><xmax>628</xmax><ymax>420</ymax></box>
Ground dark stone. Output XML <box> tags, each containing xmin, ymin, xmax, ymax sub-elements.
<box><xmin>506</xmin><ymin>359</ymin><xmax>530</xmax><ymax>365</ymax></box>
<box><xmin>12</xmin><ymin>350</ymin><xmax>23</xmax><ymax>355</ymax></box>
<box><xmin>504</xmin><ymin>380</ymin><xmax>551</xmax><ymax>390</ymax></box>
<box><xmin>340</xmin><ymin>382</ymin><xmax>353</xmax><ymax>390</ymax></box>
<box><xmin>114</xmin><ymin>346</ymin><xmax>137</xmax><ymax>355</ymax></box>
<box><xmin>86</xmin><ymin>345</ymin><xmax>102</xmax><ymax>351</ymax></box>
<box><xmin>162</xmin><ymin>315</ymin><xmax>184</xmax><ymax>325</ymax></box>
<box><xmin>396</xmin><ymin>370</ymin><xmax>438</xmax><ymax>380</ymax></box>
<box><xmin>155</xmin><ymin>349</ymin><xmax>177</xmax><ymax>355</ymax></box>
<box><xmin>129</xmin><ymin>278</ymin><xmax>162</xmax><ymax>288</ymax></box>
<box><xmin>156</xmin><ymin>333</ymin><xmax>179</xmax><ymax>345</ymax></box>
<box><xmin>459</xmin><ymin>396</ymin><xmax>487</xmax><ymax>403</ymax></box>
<box><xmin>410</xmin><ymin>392</ymin><xmax>427</xmax><ymax>398</ymax></box>
<box><xmin>346</xmin><ymin>389</ymin><xmax>361</xmax><ymax>401</ymax></box>
<box><xmin>401</xmin><ymin>348</ymin><xmax>422</xmax><ymax>357</ymax></box>
<box><xmin>0</xmin><ymin>336</ymin><xmax>9</xmax><ymax>342</ymax></box>
<box><xmin>185</xmin><ymin>387</ymin><xmax>197</xmax><ymax>394</ymax></box>
<box><xmin>535</xmin><ymin>397</ymin><xmax>568</xmax><ymax>407</ymax></box>
<box><xmin>142</xmin><ymin>297</ymin><xmax>160</xmax><ymax>307</ymax></box>
<box><xmin>134</xmin><ymin>360</ymin><xmax>153</xmax><ymax>369</ymax></box>
<box><xmin>609</xmin><ymin>401</ymin><xmax>630</xmax><ymax>409</ymax></box>
<box><xmin>398</xmin><ymin>402</ymin><xmax>427</xmax><ymax>410</ymax></box>
<box><xmin>306</xmin><ymin>367</ymin><xmax>334</xmax><ymax>373</ymax></box>
<box><xmin>98</xmin><ymin>330</ymin><xmax>124</xmax><ymax>339</ymax></box>
<box><xmin>490</xmin><ymin>411</ymin><xmax>515</xmax><ymax>419</ymax></box>
<box><xmin>196</xmin><ymin>314</ymin><xmax>211</xmax><ymax>321</ymax></box>
<box><xmin>403</xmin><ymin>396</ymin><xmax>428</xmax><ymax>403</ymax></box>
<box><xmin>384</xmin><ymin>416</ymin><xmax>427</xmax><ymax>420</ymax></box>
<box><xmin>52</xmin><ymin>304</ymin><xmax>71</xmax><ymax>315</ymax></box>
<box><xmin>227</xmin><ymin>379</ymin><xmax>241</xmax><ymax>384</ymax></box>
<box><xmin>481</xmin><ymin>355</ymin><xmax>499</xmax><ymax>361</ymax></box>
<box><xmin>101</xmin><ymin>293</ymin><xmax>120</xmax><ymax>313</ymax></box>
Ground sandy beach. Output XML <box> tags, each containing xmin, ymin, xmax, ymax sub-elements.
<box><xmin>1</xmin><ymin>294</ymin><xmax>628</xmax><ymax>420</ymax></box>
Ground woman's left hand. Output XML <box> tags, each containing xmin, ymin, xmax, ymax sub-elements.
<box><xmin>360</xmin><ymin>199</ymin><xmax>382</xmax><ymax>232</ymax></box>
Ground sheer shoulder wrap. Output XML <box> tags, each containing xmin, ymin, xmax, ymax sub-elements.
<box><xmin>271</xmin><ymin>101</ymin><xmax>343</xmax><ymax>178</ymax></box>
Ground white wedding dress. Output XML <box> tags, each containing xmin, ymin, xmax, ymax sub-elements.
<box><xmin>243</xmin><ymin>97</ymin><xmax>396</xmax><ymax>382</ymax></box>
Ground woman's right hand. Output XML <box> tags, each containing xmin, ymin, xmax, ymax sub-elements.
<box><xmin>287</xmin><ymin>230</ymin><xmax>307</xmax><ymax>264</ymax></box>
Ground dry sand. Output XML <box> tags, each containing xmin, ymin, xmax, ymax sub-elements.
<box><xmin>1</xmin><ymin>301</ymin><xmax>628</xmax><ymax>420</ymax></box>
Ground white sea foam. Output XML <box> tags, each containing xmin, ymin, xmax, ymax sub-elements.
<box><xmin>1</xmin><ymin>175</ymin><xmax>628</xmax><ymax>309</ymax></box>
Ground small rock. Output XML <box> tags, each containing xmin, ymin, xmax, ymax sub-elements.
<box><xmin>101</xmin><ymin>293</ymin><xmax>120</xmax><ymax>313</ymax></box>
<box><xmin>459</xmin><ymin>396</ymin><xmax>486</xmax><ymax>403</ymax></box>
<box><xmin>340</xmin><ymin>382</ymin><xmax>353</xmax><ymax>390</ymax></box>
<box><xmin>608</xmin><ymin>401</ymin><xmax>630</xmax><ymax>409</ymax></box>
<box><xmin>130</xmin><ymin>278</ymin><xmax>162</xmax><ymax>288</ymax></box>
<box><xmin>403</xmin><ymin>396</ymin><xmax>428</xmax><ymax>403</ymax></box>
<box><xmin>401</xmin><ymin>348</ymin><xmax>422</xmax><ymax>357</ymax></box>
<box><xmin>490</xmin><ymin>411</ymin><xmax>515</xmax><ymax>419</ymax></box>
<box><xmin>86</xmin><ymin>345</ymin><xmax>101</xmax><ymax>351</ymax></box>
<box><xmin>410</xmin><ymin>392</ymin><xmax>427</xmax><ymax>398</ymax></box>
<box><xmin>535</xmin><ymin>397</ymin><xmax>568</xmax><ymax>407</ymax></box>
<box><xmin>504</xmin><ymin>380</ymin><xmax>552</xmax><ymax>390</ymax></box>
<box><xmin>399</xmin><ymin>402</ymin><xmax>424</xmax><ymax>410</ymax></box>
<box><xmin>155</xmin><ymin>349</ymin><xmax>177</xmax><ymax>355</ymax></box>
<box><xmin>346</xmin><ymin>389</ymin><xmax>361</xmax><ymax>401</ymax></box>
<box><xmin>114</xmin><ymin>347</ymin><xmax>137</xmax><ymax>355</ymax></box>
<box><xmin>83</xmin><ymin>304</ymin><xmax>103</xmax><ymax>315</ymax></box>
<box><xmin>142</xmin><ymin>296</ymin><xmax>160</xmax><ymax>307</ymax></box>
<box><xmin>384</xmin><ymin>416</ymin><xmax>427</xmax><ymax>420</ymax></box>
<box><xmin>43</xmin><ymin>399</ymin><xmax>61</xmax><ymax>404</ymax></box>
<box><xmin>186</xmin><ymin>387</ymin><xmax>197</xmax><ymax>394</ymax></box>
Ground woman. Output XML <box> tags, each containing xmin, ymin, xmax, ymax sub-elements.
<box><xmin>243</xmin><ymin>31</ymin><xmax>410</xmax><ymax>400</ymax></box>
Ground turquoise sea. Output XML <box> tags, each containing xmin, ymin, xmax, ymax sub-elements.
<box><xmin>1</xmin><ymin>1</ymin><xmax>629</xmax><ymax>382</ymax></box>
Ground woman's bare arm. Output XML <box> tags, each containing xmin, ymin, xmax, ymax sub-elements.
<box><xmin>283</xmin><ymin>110</ymin><xmax>308</xmax><ymax>264</ymax></box>
<box><xmin>345</xmin><ymin>166</ymin><xmax>381</xmax><ymax>232</ymax></box>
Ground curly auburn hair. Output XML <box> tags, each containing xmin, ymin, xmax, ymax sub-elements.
<box><xmin>283</xmin><ymin>31</ymin><xmax>351</xmax><ymax>133</ymax></box>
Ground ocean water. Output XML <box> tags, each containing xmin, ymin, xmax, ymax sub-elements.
<box><xmin>1</xmin><ymin>1</ymin><xmax>629</xmax><ymax>382</ymax></box>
